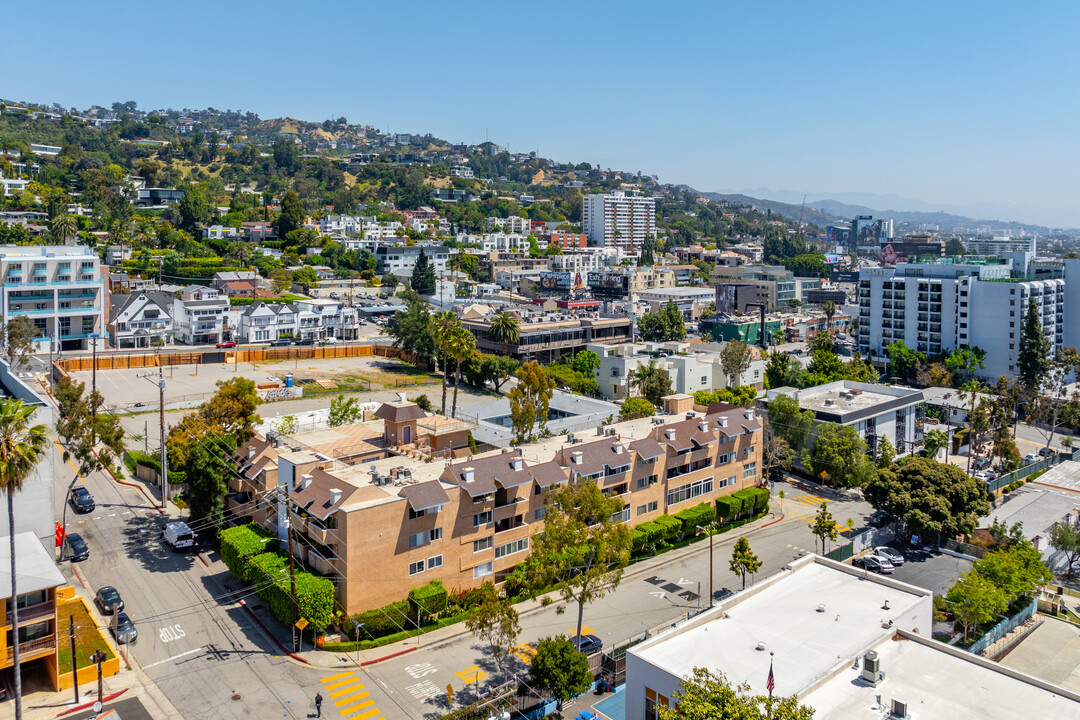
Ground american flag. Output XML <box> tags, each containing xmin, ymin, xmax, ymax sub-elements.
<box><xmin>766</xmin><ymin>659</ymin><xmax>775</xmax><ymax>696</ymax></box>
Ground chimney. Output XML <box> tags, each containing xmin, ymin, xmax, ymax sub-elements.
<box><xmin>699</xmin><ymin>421</ymin><xmax>709</xmax><ymax>432</ymax></box>
<box><xmin>329</xmin><ymin>488</ymin><xmax>342</xmax><ymax>505</ymax></box>
<box><xmin>613</xmin><ymin>443</ymin><xmax>624</xmax><ymax>454</ymax></box>
<box><xmin>462</xmin><ymin>467</ymin><xmax>475</xmax><ymax>483</ymax></box>
<box><xmin>247</xmin><ymin>446</ymin><xmax>256</xmax><ymax>460</ymax></box>
<box><xmin>571</xmin><ymin>451</ymin><xmax>584</xmax><ymax>465</ymax></box>
<box><xmin>512</xmin><ymin>458</ymin><xmax>524</xmax><ymax>471</ymax></box>
<box><xmin>744</xmin><ymin>409</ymin><xmax>754</xmax><ymax>420</ymax></box>
<box><xmin>666</xmin><ymin>428</ymin><xmax>676</xmax><ymax>440</ymax></box>
<box><xmin>718</xmin><ymin>416</ymin><xmax>728</xmax><ymax>427</ymax></box>
<box><xmin>301</xmin><ymin>474</ymin><xmax>313</xmax><ymax>490</ymax></box>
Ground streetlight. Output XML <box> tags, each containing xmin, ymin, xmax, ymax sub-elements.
<box><xmin>352</xmin><ymin>621</ymin><xmax>365</xmax><ymax>665</ymax></box>
<box><xmin>696</xmin><ymin>523</ymin><xmax>715</xmax><ymax>608</ymax></box>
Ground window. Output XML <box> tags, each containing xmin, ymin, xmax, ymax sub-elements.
<box><xmin>648</xmin><ymin>501</ymin><xmax>658</xmax><ymax>512</ymax></box>
<box><xmin>494</xmin><ymin>538</ymin><xmax>529</xmax><ymax>559</ymax></box>
<box><xmin>645</xmin><ymin>688</ymin><xmax>669</xmax><ymax>720</ymax></box>
<box><xmin>743</xmin><ymin>462</ymin><xmax>757</xmax><ymax>480</ymax></box>
<box><xmin>744</xmin><ymin>446</ymin><xmax>754</xmax><ymax>458</ymax></box>
<box><xmin>427</xmin><ymin>555</ymin><xmax>443</xmax><ymax>570</ymax></box>
<box><xmin>408</xmin><ymin>560</ymin><xmax>425</xmax><ymax>576</ymax></box>
<box><xmin>716</xmin><ymin>453</ymin><xmax>730</xmax><ymax>465</ymax></box>
<box><xmin>534</xmin><ymin>507</ymin><xmax>546</xmax><ymax>521</ymax></box>
<box><xmin>408</xmin><ymin>507</ymin><xmax>425</xmax><ymax>520</ymax></box>
<box><xmin>473</xmin><ymin>562</ymin><xmax>493</xmax><ymax>579</ymax></box>
<box><xmin>470</xmin><ymin>537</ymin><xmax>492</xmax><ymax>557</ymax></box>
<box><xmin>637</xmin><ymin>504</ymin><xmax>648</xmax><ymax>516</ymax></box>
<box><xmin>667</xmin><ymin>477</ymin><xmax>713</xmax><ymax>506</ymax></box>
<box><xmin>409</xmin><ymin>532</ymin><xmax>426</xmax><ymax>549</ymax></box>
<box><xmin>474</xmin><ymin>511</ymin><xmax>493</xmax><ymax>527</ymax></box>
<box><xmin>429</xmin><ymin>528</ymin><xmax>442</xmax><ymax>542</ymax></box>
<box><xmin>611</xmin><ymin>504</ymin><xmax>631</xmax><ymax>523</ymax></box>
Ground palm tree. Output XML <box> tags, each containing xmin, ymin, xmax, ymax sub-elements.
<box><xmin>430</xmin><ymin>311</ymin><xmax>459</xmax><ymax>415</ymax></box>
<box><xmin>489</xmin><ymin>311</ymin><xmax>520</xmax><ymax>357</ymax></box>
<box><xmin>959</xmin><ymin>380</ymin><xmax>982</xmax><ymax>473</ymax></box>
<box><xmin>449</xmin><ymin>327</ymin><xmax>477</xmax><ymax>419</ymax></box>
<box><xmin>822</xmin><ymin>301</ymin><xmax>837</xmax><ymax>334</ymax></box>
<box><xmin>0</xmin><ymin>399</ymin><xmax>50</xmax><ymax>720</ymax></box>
<box><xmin>49</xmin><ymin>214</ymin><xmax>77</xmax><ymax>246</ymax></box>
<box><xmin>630</xmin><ymin>360</ymin><xmax>666</xmax><ymax>402</ymax></box>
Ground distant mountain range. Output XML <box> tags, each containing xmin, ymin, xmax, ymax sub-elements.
<box><xmin>701</xmin><ymin>188</ymin><xmax>1070</xmax><ymax>236</ymax></box>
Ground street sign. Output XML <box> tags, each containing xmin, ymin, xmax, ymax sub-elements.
<box><xmin>295</xmin><ymin>618</ymin><xmax>309</xmax><ymax>631</ymax></box>
<box><xmin>446</xmin><ymin>683</ymin><xmax>453</xmax><ymax>703</ymax></box>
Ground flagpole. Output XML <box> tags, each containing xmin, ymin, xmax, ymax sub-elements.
<box><xmin>767</xmin><ymin>651</ymin><xmax>775</xmax><ymax>717</ymax></box>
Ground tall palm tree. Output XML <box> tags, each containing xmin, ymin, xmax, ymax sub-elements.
<box><xmin>630</xmin><ymin>360</ymin><xmax>666</xmax><ymax>402</ymax></box>
<box><xmin>822</xmin><ymin>301</ymin><xmax>837</xmax><ymax>334</ymax></box>
<box><xmin>489</xmin><ymin>311</ymin><xmax>520</xmax><ymax>357</ymax></box>
<box><xmin>0</xmin><ymin>399</ymin><xmax>50</xmax><ymax>720</ymax></box>
<box><xmin>430</xmin><ymin>311</ymin><xmax>459</xmax><ymax>416</ymax></box>
<box><xmin>449</xmin><ymin>327</ymin><xmax>477</xmax><ymax>419</ymax></box>
<box><xmin>49</xmin><ymin>214</ymin><xmax>77</xmax><ymax>246</ymax></box>
<box><xmin>959</xmin><ymin>380</ymin><xmax>982</xmax><ymax>473</ymax></box>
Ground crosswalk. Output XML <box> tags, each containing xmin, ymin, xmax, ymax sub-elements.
<box><xmin>321</xmin><ymin>671</ymin><xmax>383</xmax><ymax>719</ymax></box>
<box><xmin>783</xmin><ymin>493</ymin><xmax>854</xmax><ymax>532</ymax></box>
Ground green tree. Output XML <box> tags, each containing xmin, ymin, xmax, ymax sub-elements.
<box><xmin>489</xmin><ymin>310</ymin><xmax>520</xmax><ymax>356</ymax></box>
<box><xmin>863</xmin><ymin>457</ymin><xmax>990</xmax><ymax>542</ymax></box>
<box><xmin>385</xmin><ymin>288</ymin><xmax>437</xmax><ymax>366</ymax></box>
<box><xmin>275</xmin><ymin>189</ymin><xmax>304</xmax><ymax>239</ymax></box>
<box><xmin>177</xmin><ymin>185</ymin><xmax>210</xmax><ymax>236</ymax></box>
<box><xmin>0</xmin><ymin>399</ymin><xmax>50</xmax><ymax>719</ymax></box>
<box><xmin>430</xmin><ymin>311</ymin><xmax>459</xmax><ymax>415</ymax></box>
<box><xmin>973</xmin><ymin>543</ymin><xmax>1052</xmax><ymax>606</ymax></box>
<box><xmin>187</xmin><ymin>434</ymin><xmax>237</xmax><ymax>529</ymax></box>
<box><xmin>381</xmin><ymin>272</ymin><xmax>398</xmax><ymax>289</ymax></box>
<box><xmin>821</xmin><ymin>300</ymin><xmax>837</xmax><ymax>333</ymax></box>
<box><xmin>946</xmin><ymin>572</ymin><xmax>1007</xmax><ymax>643</ymax></box>
<box><xmin>327</xmin><ymin>395</ymin><xmax>363</xmax><ymax>427</ymax></box>
<box><xmin>410</xmin><ymin>248</ymin><xmax>437</xmax><ymax>295</ymax></box>
<box><xmin>729</xmin><ymin>536</ymin><xmax>762</xmax><ymax>590</ymax></box>
<box><xmin>464</xmin><ymin>584</ymin><xmax>521</xmax><ymax>680</ymax></box>
<box><xmin>944</xmin><ymin>346</ymin><xmax>986</xmax><ymax>384</ymax></box>
<box><xmin>660</xmin><ymin>299</ymin><xmax>688</xmax><ymax>340</ymax></box>
<box><xmin>884</xmin><ymin>341</ymin><xmax>926</xmax><ymax>382</ymax></box>
<box><xmin>49</xmin><ymin>213</ymin><xmax>77</xmax><ymax>245</ymax></box>
<box><xmin>530</xmin><ymin>481</ymin><xmax>632</xmax><ymax>648</ymax></box>
<box><xmin>810</xmin><ymin>502</ymin><xmax>838</xmax><ymax>554</ymax></box>
<box><xmin>166</xmin><ymin>378</ymin><xmax>261</xmax><ymax>469</ymax></box>
<box><xmin>659</xmin><ymin>667</ymin><xmax>814</xmax><ymax>720</ymax></box>
<box><xmin>1</xmin><ymin>316</ymin><xmax>40</xmax><ymax>371</ymax></box>
<box><xmin>719</xmin><ymin>340</ymin><xmax>752</xmax><ymax>387</ymax></box>
<box><xmin>764</xmin><ymin>351</ymin><xmax>790</xmax><ymax>390</ymax></box>
<box><xmin>875</xmin><ymin>436</ymin><xmax>896</xmax><ymax>469</ymax></box>
<box><xmin>1017</xmin><ymin>297</ymin><xmax>1050</xmax><ymax>393</ymax></box>
<box><xmin>571</xmin><ymin>350</ymin><xmax>601</xmax><ymax>377</ymax></box>
<box><xmin>922</xmin><ymin>429</ymin><xmax>949</xmax><ymax>459</ymax></box>
<box><xmin>1049</xmin><ymin>521</ymin><xmax>1080</xmax><ymax>577</ymax></box>
<box><xmin>945</xmin><ymin>238</ymin><xmax>966</xmax><ymax>256</ymax></box>
<box><xmin>631</xmin><ymin>360</ymin><xmax>673</xmax><ymax>407</ymax></box>
<box><xmin>509</xmin><ymin>361</ymin><xmax>556</xmax><ymax>442</ymax></box>
<box><xmin>619</xmin><ymin>396</ymin><xmax>655</xmax><ymax>420</ymax></box>
<box><xmin>802</xmin><ymin>424</ymin><xmax>876</xmax><ymax>488</ymax></box>
<box><xmin>273</xmin><ymin>415</ymin><xmax>299</xmax><ymax>435</ymax></box>
<box><xmin>529</xmin><ymin>636</ymin><xmax>593</xmax><ymax>709</ymax></box>
<box><xmin>766</xmin><ymin>393</ymin><xmax>815</xmax><ymax>452</ymax></box>
<box><xmin>292</xmin><ymin>265</ymin><xmax>318</xmax><ymax>291</ymax></box>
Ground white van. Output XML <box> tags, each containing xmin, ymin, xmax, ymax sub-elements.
<box><xmin>162</xmin><ymin>521</ymin><xmax>195</xmax><ymax>552</ymax></box>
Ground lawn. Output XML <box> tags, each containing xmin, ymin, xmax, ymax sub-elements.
<box><xmin>57</xmin><ymin>599</ymin><xmax>115</xmax><ymax>675</ymax></box>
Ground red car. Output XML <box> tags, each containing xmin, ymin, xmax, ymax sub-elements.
<box><xmin>216</xmin><ymin>340</ymin><xmax>237</xmax><ymax>349</ymax></box>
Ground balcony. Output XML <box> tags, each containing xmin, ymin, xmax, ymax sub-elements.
<box><xmin>307</xmin><ymin>551</ymin><xmax>340</xmax><ymax>578</ymax></box>
<box><xmin>494</xmin><ymin>515</ymin><xmax>525</xmax><ymax>534</ymax></box>
<box><xmin>306</xmin><ymin>522</ymin><xmax>339</xmax><ymax>546</ymax></box>
<box><xmin>5</xmin><ymin>635</ymin><xmax>55</xmax><ymax>663</ymax></box>
<box><xmin>6</xmin><ymin>601</ymin><xmax>54</xmax><ymax>626</ymax></box>
<box><xmin>226</xmin><ymin>494</ymin><xmax>256</xmax><ymax>518</ymax></box>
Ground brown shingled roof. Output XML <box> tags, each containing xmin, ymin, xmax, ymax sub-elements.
<box><xmin>529</xmin><ymin>461</ymin><xmax>568</xmax><ymax>488</ymax></box>
<box><xmin>630</xmin><ymin>437</ymin><xmax>665</xmax><ymax>460</ymax></box>
<box><xmin>399</xmin><ymin>481</ymin><xmax>451</xmax><ymax>512</ymax></box>
<box><xmin>374</xmin><ymin>401</ymin><xmax>427</xmax><ymax>423</ymax></box>
<box><xmin>290</xmin><ymin>467</ymin><xmax>356</xmax><ymax>520</ymax></box>
<box><xmin>557</xmin><ymin>438</ymin><xmax>633</xmax><ymax>477</ymax></box>
<box><xmin>444</xmin><ymin>450</ymin><xmax>533</xmax><ymax>497</ymax></box>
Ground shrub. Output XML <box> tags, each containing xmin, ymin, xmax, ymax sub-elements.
<box><xmin>653</xmin><ymin>514</ymin><xmax>682</xmax><ymax>541</ymax></box>
<box><xmin>716</xmin><ymin>494</ymin><xmax>742</xmax><ymax>522</ymax></box>
<box><xmin>734</xmin><ymin>487</ymin><xmax>769</xmax><ymax>515</ymax></box>
<box><xmin>409</xmin><ymin>580</ymin><xmax>448</xmax><ymax>623</ymax></box>
<box><xmin>219</xmin><ymin>523</ymin><xmax>278</xmax><ymax>584</ymax></box>
<box><xmin>347</xmin><ymin>601</ymin><xmax>412</xmax><ymax>640</ymax></box>
<box><xmin>674</xmin><ymin>503</ymin><xmax>716</xmax><ymax>535</ymax></box>
<box><xmin>631</xmin><ymin>521</ymin><xmax>665</xmax><ymax>553</ymax></box>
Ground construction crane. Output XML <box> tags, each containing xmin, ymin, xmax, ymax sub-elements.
<box><xmin>798</xmin><ymin>193</ymin><xmax>807</xmax><ymax>231</ymax></box>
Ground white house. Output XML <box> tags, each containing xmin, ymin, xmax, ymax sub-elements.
<box><xmin>108</xmin><ymin>291</ymin><xmax>174</xmax><ymax>349</ymax></box>
<box><xmin>172</xmin><ymin>285</ymin><xmax>230</xmax><ymax>345</ymax></box>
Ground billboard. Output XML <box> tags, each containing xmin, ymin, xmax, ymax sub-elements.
<box><xmin>716</xmin><ymin>284</ymin><xmax>739</xmax><ymax>315</ymax></box>
<box><xmin>830</xmin><ymin>270</ymin><xmax>860</xmax><ymax>283</ymax></box>
<box><xmin>539</xmin><ymin>271</ymin><xmax>585</xmax><ymax>291</ymax></box>
<box><xmin>827</xmin><ymin>226</ymin><xmax>851</xmax><ymax>246</ymax></box>
<box><xmin>879</xmin><ymin>241</ymin><xmax>945</xmax><ymax>265</ymax></box>
<box><xmin>588</xmin><ymin>271</ymin><xmax>629</xmax><ymax>296</ymax></box>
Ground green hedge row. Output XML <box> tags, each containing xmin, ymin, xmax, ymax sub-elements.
<box><xmin>324</xmin><ymin>612</ymin><xmax>469</xmax><ymax>653</ymax></box>
<box><xmin>123</xmin><ymin>450</ymin><xmax>161</xmax><ymax>474</ymax></box>
<box><xmin>409</xmin><ymin>581</ymin><xmax>448</xmax><ymax>623</ymax></box>
<box><xmin>219</xmin><ymin>523</ymin><xmax>279</xmax><ymax>584</ymax></box>
<box><xmin>674</xmin><ymin>503</ymin><xmax>716</xmax><ymax>534</ymax></box>
<box><xmin>631</xmin><ymin>505</ymin><xmax>716</xmax><ymax>553</ymax></box>
<box><xmin>716</xmin><ymin>488</ymin><xmax>769</xmax><ymax>521</ymax></box>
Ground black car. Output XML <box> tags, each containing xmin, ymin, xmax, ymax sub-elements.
<box><xmin>67</xmin><ymin>533</ymin><xmax>89</xmax><ymax>562</ymax></box>
<box><xmin>270</xmin><ymin>338</ymin><xmax>291</xmax><ymax>347</ymax></box>
<box><xmin>294</xmin><ymin>337</ymin><xmax>315</xmax><ymax>346</ymax></box>
<box><xmin>70</xmin><ymin>487</ymin><xmax>95</xmax><ymax>514</ymax></box>
<box><xmin>1039</xmin><ymin>447</ymin><xmax>1057</xmax><ymax>457</ymax></box>
<box><xmin>95</xmin><ymin>586</ymin><xmax>124</xmax><ymax>614</ymax></box>
<box><xmin>572</xmin><ymin>634</ymin><xmax>603</xmax><ymax>655</ymax></box>
<box><xmin>110</xmin><ymin>612</ymin><xmax>138</xmax><ymax>644</ymax></box>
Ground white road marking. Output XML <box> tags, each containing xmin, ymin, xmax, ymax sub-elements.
<box><xmin>122</xmin><ymin>511</ymin><xmax>132</xmax><ymax>515</ymax></box>
<box><xmin>142</xmin><ymin>646</ymin><xmax>205</xmax><ymax>669</ymax></box>
<box><xmin>676</xmin><ymin>577</ymin><xmax>693</xmax><ymax>585</ymax></box>
<box><xmin>649</xmin><ymin>591</ymin><xmax>666</xmax><ymax>599</ymax></box>
<box><xmin>108</xmin><ymin>513</ymin><xmax>116</xmax><ymax>517</ymax></box>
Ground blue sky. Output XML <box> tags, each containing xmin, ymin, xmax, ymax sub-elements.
<box><xmin>7</xmin><ymin>1</ymin><xmax>1080</xmax><ymax>226</ymax></box>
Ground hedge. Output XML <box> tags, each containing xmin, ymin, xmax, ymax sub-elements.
<box><xmin>347</xmin><ymin>601</ymin><xmax>412</xmax><ymax>640</ymax></box>
<box><xmin>409</xmin><ymin>580</ymin><xmax>448</xmax><ymax>623</ymax></box>
<box><xmin>734</xmin><ymin>488</ymin><xmax>769</xmax><ymax>515</ymax></box>
<box><xmin>123</xmin><ymin>450</ymin><xmax>161</xmax><ymax>475</ymax></box>
<box><xmin>219</xmin><ymin>523</ymin><xmax>278</xmax><ymax>584</ymax></box>
<box><xmin>653</xmin><ymin>515</ymin><xmax>682</xmax><ymax>541</ymax></box>
<box><xmin>631</xmin><ymin>521</ymin><xmax>665</xmax><ymax>553</ymax></box>
<box><xmin>674</xmin><ymin>503</ymin><xmax>716</xmax><ymax>535</ymax></box>
<box><xmin>232</xmin><ymin>547</ymin><xmax>335</xmax><ymax>633</ymax></box>
<box><xmin>716</xmin><ymin>495</ymin><xmax>742</xmax><ymax>522</ymax></box>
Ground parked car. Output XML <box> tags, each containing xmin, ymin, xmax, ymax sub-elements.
<box><xmin>70</xmin><ymin>487</ymin><xmax>95</xmax><ymax>514</ymax></box>
<box><xmin>572</xmin><ymin>634</ymin><xmax>603</xmax><ymax>655</ymax></box>
<box><xmin>1023</xmin><ymin>453</ymin><xmax>1038</xmax><ymax>464</ymax></box>
<box><xmin>974</xmin><ymin>456</ymin><xmax>991</xmax><ymax>470</ymax></box>
<box><xmin>873</xmin><ymin>547</ymin><xmax>905</xmax><ymax>566</ymax></box>
<box><xmin>329</xmin><ymin>292</ymin><xmax>340</xmax><ymax>300</ymax></box>
<box><xmin>320</xmin><ymin>337</ymin><xmax>338</xmax><ymax>345</ymax></box>
<box><xmin>1039</xmin><ymin>447</ymin><xmax>1057</xmax><ymax>457</ymax></box>
<box><xmin>95</xmin><ymin>586</ymin><xmax>124</xmax><ymax>614</ymax></box>
<box><xmin>269</xmin><ymin>338</ymin><xmax>291</xmax><ymax>347</ymax></box>
<box><xmin>66</xmin><ymin>533</ymin><xmax>89</xmax><ymax>562</ymax></box>
<box><xmin>110</xmin><ymin>612</ymin><xmax>138</xmax><ymax>644</ymax></box>
<box><xmin>854</xmin><ymin>555</ymin><xmax>894</xmax><ymax>574</ymax></box>
<box><xmin>295</xmin><ymin>337</ymin><xmax>315</xmax><ymax>346</ymax></box>
<box><xmin>216</xmin><ymin>340</ymin><xmax>237</xmax><ymax>349</ymax></box>
<box><xmin>162</xmin><ymin>521</ymin><xmax>195</xmax><ymax>552</ymax></box>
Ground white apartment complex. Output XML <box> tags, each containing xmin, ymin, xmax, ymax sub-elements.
<box><xmin>583</xmin><ymin>191</ymin><xmax>656</xmax><ymax>249</ymax></box>
<box><xmin>0</xmin><ymin>245</ymin><xmax>105</xmax><ymax>351</ymax></box>
<box><xmin>965</xmin><ymin>235</ymin><xmax>1036</xmax><ymax>256</ymax></box>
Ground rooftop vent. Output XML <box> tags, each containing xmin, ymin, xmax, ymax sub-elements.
<box><xmin>396</xmin><ymin>391</ymin><xmax>407</xmax><ymax>403</ymax></box>
<box><xmin>462</xmin><ymin>467</ymin><xmax>475</xmax><ymax>483</ymax></box>
<box><xmin>817</xmin><ymin>603</ymin><xmax>826</xmax><ymax>613</ymax></box>
<box><xmin>718</xmin><ymin>416</ymin><xmax>728</xmax><ymax>427</ymax></box>
<box><xmin>329</xmin><ymin>488</ymin><xmax>342</xmax><ymax>505</ymax></box>
<box><xmin>744</xmin><ymin>409</ymin><xmax>754</xmax><ymax>420</ymax></box>
<box><xmin>755</xmin><ymin>641</ymin><xmax>767</xmax><ymax>651</ymax></box>
<box><xmin>571</xmin><ymin>451</ymin><xmax>584</xmax><ymax>465</ymax></box>
<box><xmin>824</xmin><ymin>398</ymin><xmax>836</xmax><ymax>407</ymax></box>
<box><xmin>699</xmin><ymin>421</ymin><xmax>709</xmax><ymax>432</ymax></box>
<box><xmin>613</xmin><ymin>443</ymin><xmax>624</xmax><ymax>454</ymax></box>
<box><xmin>890</xmin><ymin>698</ymin><xmax>907</xmax><ymax>719</ymax></box>
<box><xmin>666</xmin><ymin>428</ymin><xmax>676</xmax><ymax>440</ymax></box>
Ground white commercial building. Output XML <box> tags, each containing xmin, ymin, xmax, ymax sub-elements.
<box><xmin>589</xmin><ymin>341</ymin><xmax>765</xmax><ymax>401</ymax></box>
<box><xmin>965</xmin><ymin>235</ymin><xmax>1036</xmax><ymax>256</ymax></box>
<box><xmin>172</xmin><ymin>285</ymin><xmax>231</xmax><ymax>345</ymax></box>
<box><xmin>0</xmin><ymin>245</ymin><xmax>105</xmax><ymax>351</ymax></box>
<box><xmin>583</xmin><ymin>191</ymin><xmax>656</xmax><ymax>249</ymax></box>
<box><xmin>626</xmin><ymin>555</ymin><xmax>1078</xmax><ymax>720</ymax></box>
<box><xmin>858</xmin><ymin>258</ymin><xmax>1066</xmax><ymax>381</ymax></box>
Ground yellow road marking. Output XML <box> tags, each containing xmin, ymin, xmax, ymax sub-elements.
<box><xmin>513</xmin><ymin>642</ymin><xmax>537</xmax><ymax>664</ymax></box>
<box><xmin>331</xmin><ymin>683</ymin><xmax>366</xmax><ymax>699</ymax></box>
<box><xmin>566</xmin><ymin>625</ymin><xmax>596</xmax><ymax>636</ymax></box>
<box><xmin>342</xmin><ymin>708</ymin><xmax>381</xmax><ymax>720</ymax></box>
<box><xmin>322</xmin><ymin>671</ymin><xmax>355</xmax><ymax>683</ymax></box>
<box><xmin>325</xmin><ymin>678</ymin><xmax>361</xmax><ymax>691</ymax></box>
<box><xmin>341</xmin><ymin>698</ymin><xmax>375</xmax><ymax>713</ymax></box>
<box><xmin>54</xmin><ymin>438</ymin><xmax>83</xmax><ymax>481</ymax></box>
<box><xmin>336</xmin><ymin>691</ymin><xmax>371</xmax><ymax>707</ymax></box>
<box><xmin>456</xmin><ymin>665</ymin><xmax>488</xmax><ymax>683</ymax></box>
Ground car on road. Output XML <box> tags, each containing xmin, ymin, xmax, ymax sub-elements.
<box><xmin>319</xmin><ymin>337</ymin><xmax>338</xmax><ymax>345</ymax></box>
<box><xmin>873</xmin><ymin>547</ymin><xmax>905</xmax><ymax>566</ymax></box>
<box><xmin>216</xmin><ymin>340</ymin><xmax>237</xmax><ymax>349</ymax></box>
<box><xmin>95</xmin><ymin>586</ymin><xmax>124</xmax><ymax>614</ymax></box>
<box><xmin>1039</xmin><ymin>447</ymin><xmax>1057</xmax><ymax>457</ymax></box>
<box><xmin>853</xmin><ymin>554</ymin><xmax>894</xmax><ymax>574</ymax></box>
<box><xmin>66</xmin><ymin>533</ymin><xmax>89</xmax><ymax>562</ymax></box>
<box><xmin>70</xmin><ymin>487</ymin><xmax>95</xmax><ymax>514</ymax></box>
<box><xmin>294</xmin><ymin>337</ymin><xmax>315</xmax><ymax>346</ymax></box>
<box><xmin>1023</xmin><ymin>452</ymin><xmax>1038</xmax><ymax>464</ymax></box>
<box><xmin>572</xmin><ymin>634</ymin><xmax>603</xmax><ymax>655</ymax></box>
<box><xmin>110</xmin><ymin>612</ymin><xmax>138</xmax><ymax>644</ymax></box>
<box><xmin>270</xmin><ymin>338</ymin><xmax>291</xmax><ymax>346</ymax></box>
<box><xmin>162</xmin><ymin>521</ymin><xmax>195</xmax><ymax>552</ymax></box>
<box><xmin>329</xmin><ymin>292</ymin><xmax>340</xmax><ymax>300</ymax></box>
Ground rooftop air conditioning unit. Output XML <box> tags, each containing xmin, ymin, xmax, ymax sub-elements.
<box><xmin>862</xmin><ymin>650</ymin><xmax>883</xmax><ymax>687</ymax></box>
<box><xmin>890</xmin><ymin>699</ymin><xmax>907</xmax><ymax>718</ymax></box>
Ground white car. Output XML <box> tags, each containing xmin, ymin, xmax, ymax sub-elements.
<box><xmin>1023</xmin><ymin>453</ymin><xmax>1038</xmax><ymax>464</ymax></box>
<box><xmin>873</xmin><ymin>546</ymin><xmax>905</xmax><ymax>566</ymax></box>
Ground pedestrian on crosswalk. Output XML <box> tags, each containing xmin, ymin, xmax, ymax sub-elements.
<box><xmin>314</xmin><ymin>692</ymin><xmax>323</xmax><ymax>718</ymax></box>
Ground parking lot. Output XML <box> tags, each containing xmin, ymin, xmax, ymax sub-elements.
<box><xmin>866</xmin><ymin>544</ymin><xmax>972</xmax><ymax>595</ymax></box>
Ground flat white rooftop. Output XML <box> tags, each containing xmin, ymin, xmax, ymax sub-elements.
<box><xmin>805</xmin><ymin>631</ymin><xmax>1080</xmax><ymax>719</ymax></box>
<box><xmin>631</xmin><ymin>558</ymin><xmax>931</xmax><ymax>698</ymax></box>
<box><xmin>0</xmin><ymin>532</ymin><xmax>65</xmax><ymax>597</ymax></box>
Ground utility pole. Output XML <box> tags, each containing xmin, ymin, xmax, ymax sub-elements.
<box><xmin>144</xmin><ymin>420</ymin><xmax>149</xmax><ymax>455</ymax></box>
<box><xmin>91</xmin><ymin>649</ymin><xmax>107</xmax><ymax>700</ymax></box>
<box><xmin>159</xmin><ymin>369</ymin><xmax>167</xmax><ymax>509</ymax></box>
<box><xmin>90</xmin><ymin>334</ymin><xmax>99</xmax><ymax>442</ymax></box>
<box><xmin>697</xmin><ymin>524</ymin><xmax>714</xmax><ymax>608</ymax></box>
<box><xmin>69</xmin><ymin>615</ymin><xmax>79</xmax><ymax>703</ymax></box>
<box><xmin>287</xmin><ymin>515</ymin><xmax>299</xmax><ymax>652</ymax></box>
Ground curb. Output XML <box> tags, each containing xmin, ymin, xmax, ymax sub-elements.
<box><xmin>56</xmin><ymin>688</ymin><xmax>128</xmax><ymax>716</ymax></box>
<box><xmin>98</xmin><ymin>452</ymin><xmax>165</xmax><ymax>514</ymax></box>
<box><xmin>360</xmin><ymin>646</ymin><xmax>417</xmax><ymax>667</ymax></box>
<box><xmin>761</xmin><ymin>514</ymin><xmax>785</xmax><ymax>528</ymax></box>
<box><xmin>236</xmin><ymin>597</ymin><xmax>308</xmax><ymax>664</ymax></box>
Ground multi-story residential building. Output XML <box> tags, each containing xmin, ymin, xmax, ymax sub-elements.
<box><xmin>588</xmin><ymin>267</ymin><xmax>677</xmax><ymax>298</ymax></box>
<box><xmin>857</xmin><ymin>257</ymin><xmax>1066</xmax><ymax>381</ymax></box>
<box><xmin>710</xmin><ymin>265</ymin><xmax>802</xmax><ymax>311</ymax></box>
<box><xmin>590</xmin><ymin>342</ymin><xmax>766</xmax><ymax>400</ymax></box>
<box><xmin>462</xmin><ymin>312</ymin><xmax>633</xmax><ymax>363</ymax></box>
<box><xmin>108</xmin><ymin>291</ymin><xmax>174</xmax><ymax>348</ymax></box>
<box><xmin>583</xmin><ymin>191</ymin><xmax>656</xmax><ymax>249</ymax></box>
<box><xmin>236</xmin><ymin>299</ymin><xmax>360</xmax><ymax>344</ymax></box>
<box><xmin>136</xmin><ymin>187</ymin><xmax>185</xmax><ymax>207</ymax></box>
<box><xmin>486</xmin><ymin>216</ymin><xmax>533</xmax><ymax>234</ymax></box>
<box><xmin>172</xmin><ymin>285</ymin><xmax>230</xmax><ymax>345</ymax></box>
<box><xmin>0</xmin><ymin>533</ymin><xmax>65</xmax><ymax>682</ymax></box>
<box><xmin>375</xmin><ymin>245</ymin><xmax>450</xmax><ymax>278</ymax></box>
<box><xmin>0</xmin><ymin>369</ymin><xmax>56</xmax><ymax>546</ymax></box>
<box><xmin>0</xmin><ymin>245</ymin><xmax>105</xmax><ymax>351</ymax></box>
<box><xmin>547</xmin><ymin>250</ymin><xmax>604</xmax><ymax>275</ymax></box>
<box><xmin>231</xmin><ymin>400</ymin><xmax>763</xmax><ymax>613</ymax></box>
<box><xmin>638</xmin><ymin>287</ymin><xmax>716</xmax><ymax>319</ymax></box>
<box><xmin>964</xmin><ymin>235</ymin><xmax>1036</xmax><ymax>256</ymax></box>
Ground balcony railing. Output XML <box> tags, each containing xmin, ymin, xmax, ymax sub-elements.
<box><xmin>6</xmin><ymin>601</ymin><xmax>54</xmax><ymax>625</ymax></box>
<box><xmin>5</xmin><ymin>635</ymin><xmax>55</xmax><ymax>662</ymax></box>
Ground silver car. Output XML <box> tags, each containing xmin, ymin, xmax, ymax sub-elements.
<box><xmin>873</xmin><ymin>546</ymin><xmax>905</xmax><ymax>566</ymax></box>
<box><xmin>110</xmin><ymin>612</ymin><xmax>137</xmax><ymax>644</ymax></box>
